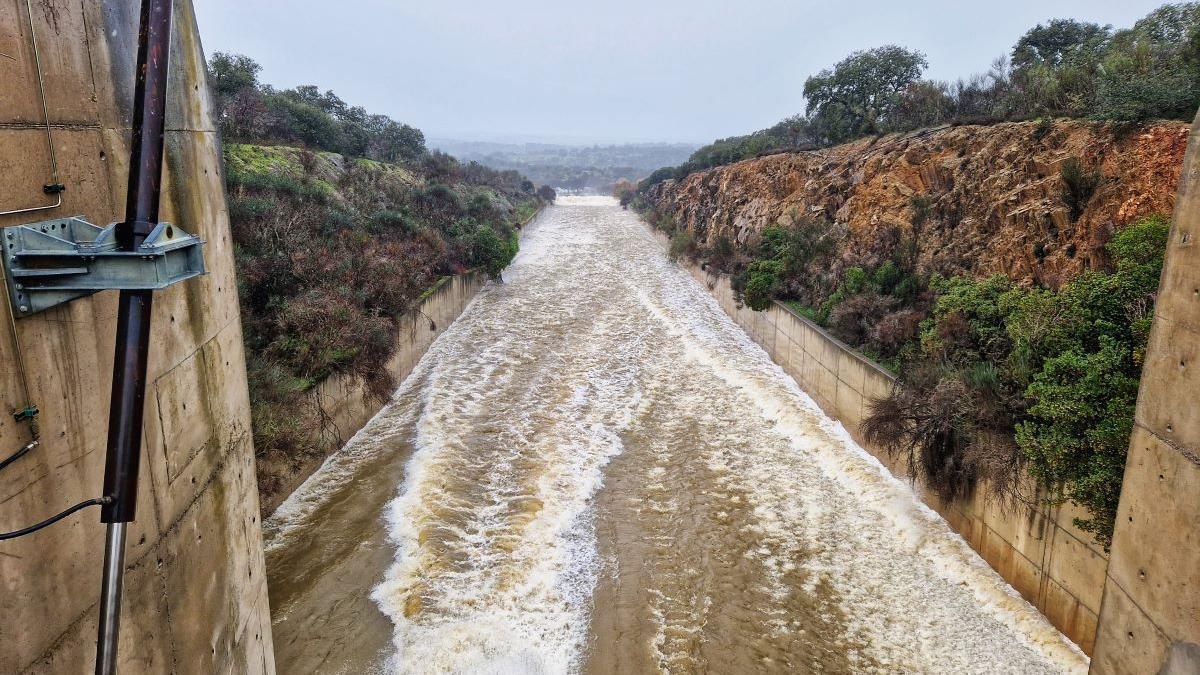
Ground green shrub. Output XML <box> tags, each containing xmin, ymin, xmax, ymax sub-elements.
<box><xmin>371</xmin><ymin>209</ymin><xmax>414</xmax><ymax>233</ymax></box>
<box><xmin>668</xmin><ymin>231</ymin><xmax>695</xmax><ymax>261</ymax></box>
<box><xmin>1108</xmin><ymin>213</ymin><xmax>1171</xmax><ymax>284</ymax></box>
<box><xmin>412</xmin><ymin>184</ymin><xmax>465</xmax><ymax>228</ymax></box>
<box><xmin>711</xmin><ymin>234</ymin><xmax>734</xmax><ymax>258</ymax></box>
<box><xmin>910</xmin><ymin>195</ymin><xmax>934</xmax><ymax>227</ymax></box>
<box><xmin>1013</xmin><ymin>215</ymin><xmax>1169</xmax><ymax>547</ymax></box>
<box><xmin>229</xmin><ymin>195</ymin><xmax>274</xmax><ymax>220</ymax></box>
<box><xmin>471</xmin><ymin>225</ymin><xmax>518</xmax><ymax>278</ymax></box>
<box><xmin>760</xmin><ymin>218</ymin><xmax>837</xmax><ymax>277</ymax></box>
<box><xmin>1094</xmin><ymin>69</ymin><xmax>1200</xmax><ymax>121</ymax></box>
<box><xmin>322</xmin><ymin>208</ymin><xmax>356</xmax><ymax>234</ymax></box>
<box><xmin>1060</xmin><ymin>157</ymin><xmax>1101</xmax><ymax>222</ymax></box>
<box><xmin>920</xmin><ymin>275</ymin><xmax>1019</xmax><ymax>365</ymax></box>
<box><xmin>1016</xmin><ymin>339</ymin><xmax>1139</xmax><ymax>547</ymax></box>
<box><xmin>740</xmin><ymin>260</ymin><xmax>783</xmax><ymax>311</ymax></box>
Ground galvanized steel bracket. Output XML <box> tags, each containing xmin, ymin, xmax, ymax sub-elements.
<box><xmin>2</xmin><ymin>216</ymin><xmax>205</xmax><ymax>317</ymax></box>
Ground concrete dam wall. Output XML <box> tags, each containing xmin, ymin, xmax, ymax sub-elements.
<box><xmin>0</xmin><ymin>0</ymin><xmax>273</xmax><ymax>671</ymax></box>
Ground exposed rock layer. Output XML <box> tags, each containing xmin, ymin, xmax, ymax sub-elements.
<box><xmin>645</xmin><ymin>120</ymin><xmax>1189</xmax><ymax>287</ymax></box>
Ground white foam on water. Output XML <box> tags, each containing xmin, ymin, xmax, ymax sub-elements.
<box><xmin>277</xmin><ymin>197</ymin><xmax>1090</xmax><ymax>674</ymax></box>
<box><xmin>369</xmin><ymin>209</ymin><xmax>650</xmax><ymax>674</ymax></box>
<box><xmin>264</xmin><ymin>332</ymin><xmax>443</xmax><ymax>554</ymax></box>
<box><xmin>556</xmin><ymin>195</ymin><xmax>619</xmax><ymax>206</ymax></box>
<box><xmin>630</xmin><ymin>220</ymin><xmax>1087</xmax><ymax>673</ymax></box>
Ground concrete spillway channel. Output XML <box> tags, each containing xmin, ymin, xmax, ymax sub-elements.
<box><xmin>264</xmin><ymin>197</ymin><xmax>1088</xmax><ymax>674</ymax></box>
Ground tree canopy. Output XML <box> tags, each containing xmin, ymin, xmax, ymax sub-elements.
<box><xmin>804</xmin><ymin>45</ymin><xmax>929</xmax><ymax>143</ymax></box>
<box><xmin>640</xmin><ymin>2</ymin><xmax>1200</xmax><ymax>192</ymax></box>
<box><xmin>206</xmin><ymin>52</ymin><xmax>426</xmax><ymax>163</ymax></box>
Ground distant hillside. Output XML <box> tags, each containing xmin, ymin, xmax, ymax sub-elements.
<box><xmin>430</xmin><ymin>139</ymin><xmax>697</xmax><ymax>192</ymax></box>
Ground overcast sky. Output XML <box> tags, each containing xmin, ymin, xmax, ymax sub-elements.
<box><xmin>194</xmin><ymin>1</ymin><xmax>1169</xmax><ymax>144</ymax></box>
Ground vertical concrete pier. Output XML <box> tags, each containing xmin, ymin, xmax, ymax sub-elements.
<box><xmin>1092</xmin><ymin>110</ymin><xmax>1200</xmax><ymax>674</ymax></box>
<box><xmin>0</xmin><ymin>0</ymin><xmax>274</xmax><ymax>671</ymax></box>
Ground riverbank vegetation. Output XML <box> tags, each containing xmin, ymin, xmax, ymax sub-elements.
<box><xmin>629</xmin><ymin>2</ymin><xmax>1196</xmax><ymax>550</ymax></box>
<box><xmin>638</xmin><ymin>2</ymin><xmax>1200</xmax><ymax>190</ymax></box>
<box><xmin>209</xmin><ymin>54</ymin><xmax>546</xmax><ymax>498</ymax></box>
<box><xmin>643</xmin><ymin>204</ymin><xmax>1170</xmax><ymax>549</ymax></box>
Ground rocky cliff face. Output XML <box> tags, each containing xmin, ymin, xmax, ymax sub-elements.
<box><xmin>645</xmin><ymin>120</ymin><xmax>1188</xmax><ymax>287</ymax></box>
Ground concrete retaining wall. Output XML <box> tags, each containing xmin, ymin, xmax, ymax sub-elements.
<box><xmin>260</xmin><ymin>273</ymin><xmax>487</xmax><ymax>514</ymax></box>
<box><xmin>1092</xmin><ymin>111</ymin><xmax>1200</xmax><ymax>675</ymax></box>
<box><xmin>649</xmin><ymin>227</ymin><xmax>1108</xmax><ymax>654</ymax></box>
<box><xmin>0</xmin><ymin>1</ymin><xmax>273</xmax><ymax>672</ymax></box>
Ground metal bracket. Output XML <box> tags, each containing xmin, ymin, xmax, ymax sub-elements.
<box><xmin>2</xmin><ymin>216</ymin><xmax>205</xmax><ymax>317</ymax></box>
<box><xmin>12</xmin><ymin>404</ymin><xmax>37</xmax><ymax>423</ymax></box>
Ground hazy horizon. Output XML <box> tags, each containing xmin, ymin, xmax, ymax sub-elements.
<box><xmin>195</xmin><ymin>1</ymin><xmax>1169</xmax><ymax>145</ymax></box>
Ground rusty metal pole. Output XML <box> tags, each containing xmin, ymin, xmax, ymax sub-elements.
<box><xmin>95</xmin><ymin>0</ymin><xmax>172</xmax><ymax>672</ymax></box>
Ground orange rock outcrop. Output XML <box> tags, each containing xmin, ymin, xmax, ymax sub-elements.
<box><xmin>646</xmin><ymin>120</ymin><xmax>1189</xmax><ymax>287</ymax></box>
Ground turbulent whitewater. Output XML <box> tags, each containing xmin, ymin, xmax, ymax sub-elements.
<box><xmin>264</xmin><ymin>196</ymin><xmax>1087</xmax><ymax>674</ymax></box>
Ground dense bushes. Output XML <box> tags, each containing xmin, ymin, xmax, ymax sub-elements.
<box><xmin>1014</xmin><ymin>216</ymin><xmax>1168</xmax><ymax>544</ymax></box>
<box><xmin>668</xmin><ymin>230</ymin><xmax>695</xmax><ymax>262</ymax></box>
<box><xmin>470</xmin><ymin>224</ymin><xmax>520</xmax><ymax>278</ymax></box>
<box><xmin>866</xmin><ymin>217</ymin><xmax>1169</xmax><ymax>548</ymax></box>
<box><xmin>730</xmin><ymin>221</ymin><xmax>841</xmax><ymax>311</ymax></box>
<box><xmin>640</xmin><ymin>3</ymin><xmax>1200</xmax><ymax>191</ymax></box>
<box><xmin>226</xmin><ymin>145</ymin><xmax>538</xmax><ymax>481</ymax></box>
<box><xmin>208</xmin><ymin>52</ymin><xmax>426</xmax><ymax>162</ymax></box>
<box><xmin>210</xmin><ymin>53</ymin><xmax>548</xmax><ymax>499</ymax></box>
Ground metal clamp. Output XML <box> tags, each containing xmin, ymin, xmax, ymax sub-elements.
<box><xmin>2</xmin><ymin>216</ymin><xmax>205</xmax><ymax>317</ymax></box>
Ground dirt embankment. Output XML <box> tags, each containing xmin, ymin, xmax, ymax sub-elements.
<box><xmin>645</xmin><ymin>120</ymin><xmax>1188</xmax><ymax>287</ymax></box>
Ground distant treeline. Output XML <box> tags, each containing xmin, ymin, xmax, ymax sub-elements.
<box><xmin>433</xmin><ymin>139</ymin><xmax>697</xmax><ymax>191</ymax></box>
<box><xmin>640</xmin><ymin>2</ymin><xmax>1200</xmax><ymax>191</ymax></box>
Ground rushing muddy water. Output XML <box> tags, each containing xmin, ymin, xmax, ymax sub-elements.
<box><xmin>264</xmin><ymin>196</ymin><xmax>1087</xmax><ymax>674</ymax></box>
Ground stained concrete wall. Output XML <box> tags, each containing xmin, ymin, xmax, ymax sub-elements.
<box><xmin>260</xmin><ymin>273</ymin><xmax>487</xmax><ymax>514</ymax></box>
<box><xmin>649</xmin><ymin>226</ymin><xmax>1108</xmax><ymax>654</ymax></box>
<box><xmin>1091</xmin><ymin>111</ymin><xmax>1200</xmax><ymax>674</ymax></box>
<box><xmin>0</xmin><ymin>1</ymin><xmax>273</xmax><ymax>672</ymax></box>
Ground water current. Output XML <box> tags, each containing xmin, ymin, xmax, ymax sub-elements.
<box><xmin>264</xmin><ymin>196</ymin><xmax>1087</xmax><ymax>674</ymax></box>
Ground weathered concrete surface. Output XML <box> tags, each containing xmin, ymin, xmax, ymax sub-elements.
<box><xmin>258</xmin><ymin>272</ymin><xmax>488</xmax><ymax>515</ymax></box>
<box><xmin>0</xmin><ymin>1</ymin><xmax>273</xmax><ymax>672</ymax></box>
<box><xmin>1092</xmin><ymin>110</ymin><xmax>1200</xmax><ymax>674</ymax></box>
<box><xmin>648</xmin><ymin>225</ymin><xmax>1108</xmax><ymax>654</ymax></box>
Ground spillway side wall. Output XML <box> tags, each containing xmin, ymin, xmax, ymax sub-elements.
<box><xmin>1091</xmin><ymin>111</ymin><xmax>1200</xmax><ymax>675</ymax></box>
<box><xmin>647</xmin><ymin>225</ymin><xmax>1108</xmax><ymax>655</ymax></box>
<box><xmin>258</xmin><ymin>272</ymin><xmax>488</xmax><ymax>514</ymax></box>
<box><xmin>0</xmin><ymin>1</ymin><xmax>273</xmax><ymax>672</ymax></box>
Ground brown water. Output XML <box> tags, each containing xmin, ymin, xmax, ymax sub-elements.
<box><xmin>264</xmin><ymin>197</ymin><xmax>1087</xmax><ymax>674</ymax></box>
